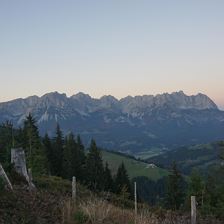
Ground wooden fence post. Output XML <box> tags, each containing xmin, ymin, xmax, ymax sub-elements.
<box><xmin>72</xmin><ymin>176</ymin><xmax>76</xmax><ymax>203</ymax></box>
<box><xmin>134</xmin><ymin>181</ymin><xmax>137</xmax><ymax>223</ymax></box>
<box><xmin>191</xmin><ymin>196</ymin><xmax>196</xmax><ymax>224</ymax></box>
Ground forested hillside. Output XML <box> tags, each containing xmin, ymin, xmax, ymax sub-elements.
<box><xmin>146</xmin><ymin>142</ymin><xmax>222</xmax><ymax>174</ymax></box>
<box><xmin>0</xmin><ymin>114</ymin><xmax>224</xmax><ymax>223</ymax></box>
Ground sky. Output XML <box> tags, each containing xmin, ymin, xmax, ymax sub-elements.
<box><xmin>0</xmin><ymin>0</ymin><xmax>224</xmax><ymax>109</ymax></box>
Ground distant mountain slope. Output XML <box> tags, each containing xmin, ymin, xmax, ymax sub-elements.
<box><xmin>0</xmin><ymin>91</ymin><xmax>224</xmax><ymax>153</ymax></box>
<box><xmin>101</xmin><ymin>150</ymin><xmax>169</xmax><ymax>180</ymax></box>
<box><xmin>146</xmin><ymin>142</ymin><xmax>223</xmax><ymax>174</ymax></box>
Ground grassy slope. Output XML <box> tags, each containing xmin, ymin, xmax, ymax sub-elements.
<box><xmin>1</xmin><ymin>176</ymin><xmax>222</xmax><ymax>224</ymax></box>
<box><xmin>135</xmin><ymin>147</ymin><xmax>165</xmax><ymax>159</ymax></box>
<box><xmin>101</xmin><ymin>150</ymin><xmax>169</xmax><ymax>181</ymax></box>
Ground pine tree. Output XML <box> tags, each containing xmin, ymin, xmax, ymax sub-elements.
<box><xmin>188</xmin><ymin>169</ymin><xmax>205</xmax><ymax>207</ymax></box>
<box><xmin>42</xmin><ymin>133</ymin><xmax>53</xmax><ymax>174</ymax></box>
<box><xmin>85</xmin><ymin>139</ymin><xmax>104</xmax><ymax>191</ymax></box>
<box><xmin>62</xmin><ymin>133</ymin><xmax>75</xmax><ymax>179</ymax></box>
<box><xmin>103</xmin><ymin>162</ymin><xmax>114</xmax><ymax>192</ymax></box>
<box><xmin>52</xmin><ymin>124</ymin><xmax>64</xmax><ymax>176</ymax></box>
<box><xmin>71</xmin><ymin>135</ymin><xmax>86</xmax><ymax>182</ymax></box>
<box><xmin>165</xmin><ymin>162</ymin><xmax>185</xmax><ymax>210</ymax></box>
<box><xmin>0</xmin><ymin>121</ymin><xmax>14</xmax><ymax>169</ymax></box>
<box><xmin>23</xmin><ymin>114</ymin><xmax>47</xmax><ymax>176</ymax></box>
<box><xmin>23</xmin><ymin>114</ymin><xmax>40</xmax><ymax>166</ymax></box>
<box><xmin>204</xmin><ymin>174</ymin><xmax>219</xmax><ymax>211</ymax></box>
<box><xmin>115</xmin><ymin>162</ymin><xmax>131</xmax><ymax>195</ymax></box>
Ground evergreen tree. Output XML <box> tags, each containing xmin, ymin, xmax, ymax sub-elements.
<box><xmin>23</xmin><ymin>114</ymin><xmax>47</xmax><ymax>175</ymax></box>
<box><xmin>115</xmin><ymin>162</ymin><xmax>131</xmax><ymax>195</ymax></box>
<box><xmin>85</xmin><ymin>139</ymin><xmax>104</xmax><ymax>191</ymax></box>
<box><xmin>204</xmin><ymin>173</ymin><xmax>220</xmax><ymax>212</ymax></box>
<box><xmin>200</xmin><ymin>166</ymin><xmax>224</xmax><ymax>218</ymax></box>
<box><xmin>16</xmin><ymin>127</ymin><xmax>26</xmax><ymax>148</ymax></box>
<box><xmin>71</xmin><ymin>135</ymin><xmax>86</xmax><ymax>182</ymax></box>
<box><xmin>188</xmin><ymin>169</ymin><xmax>205</xmax><ymax>207</ymax></box>
<box><xmin>62</xmin><ymin>133</ymin><xmax>75</xmax><ymax>179</ymax></box>
<box><xmin>132</xmin><ymin>176</ymin><xmax>166</xmax><ymax>206</ymax></box>
<box><xmin>165</xmin><ymin>162</ymin><xmax>185</xmax><ymax>210</ymax></box>
<box><xmin>0</xmin><ymin>121</ymin><xmax>14</xmax><ymax>169</ymax></box>
<box><xmin>52</xmin><ymin>124</ymin><xmax>64</xmax><ymax>176</ymax></box>
<box><xmin>23</xmin><ymin>114</ymin><xmax>40</xmax><ymax>166</ymax></box>
<box><xmin>42</xmin><ymin>133</ymin><xmax>53</xmax><ymax>174</ymax></box>
<box><xmin>103</xmin><ymin>162</ymin><xmax>114</xmax><ymax>192</ymax></box>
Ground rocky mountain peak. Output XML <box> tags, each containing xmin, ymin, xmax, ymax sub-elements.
<box><xmin>71</xmin><ymin>92</ymin><xmax>92</xmax><ymax>101</ymax></box>
<box><xmin>40</xmin><ymin>92</ymin><xmax>67</xmax><ymax>108</ymax></box>
<box><xmin>100</xmin><ymin>95</ymin><xmax>118</xmax><ymax>104</ymax></box>
<box><xmin>41</xmin><ymin>91</ymin><xmax>66</xmax><ymax>99</ymax></box>
<box><xmin>0</xmin><ymin>91</ymin><xmax>219</xmax><ymax>119</ymax></box>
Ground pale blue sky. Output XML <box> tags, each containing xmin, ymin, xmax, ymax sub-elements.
<box><xmin>0</xmin><ymin>0</ymin><xmax>224</xmax><ymax>108</ymax></box>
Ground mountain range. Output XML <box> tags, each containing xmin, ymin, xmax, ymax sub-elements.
<box><xmin>0</xmin><ymin>91</ymin><xmax>224</xmax><ymax>154</ymax></box>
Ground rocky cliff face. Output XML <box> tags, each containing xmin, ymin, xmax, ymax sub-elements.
<box><xmin>0</xmin><ymin>91</ymin><xmax>223</xmax><ymax>153</ymax></box>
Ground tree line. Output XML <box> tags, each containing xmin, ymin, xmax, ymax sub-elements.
<box><xmin>0</xmin><ymin>114</ymin><xmax>131</xmax><ymax>196</ymax></box>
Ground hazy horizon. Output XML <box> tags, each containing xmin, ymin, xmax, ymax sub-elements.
<box><xmin>0</xmin><ymin>1</ymin><xmax>223</xmax><ymax>109</ymax></box>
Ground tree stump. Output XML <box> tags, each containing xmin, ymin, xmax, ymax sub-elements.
<box><xmin>11</xmin><ymin>148</ymin><xmax>35</xmax><ymax>190</ymax></box>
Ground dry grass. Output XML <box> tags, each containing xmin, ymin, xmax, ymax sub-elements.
<box><xmin>80</xmin><ymin>199</ymin><xmax>113</xmax><ymax>224</ymax></box>
<box><xmin>61</xmin><ymin>196</ymin><xmax>223</xmax><ymax>224</ymax></box>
